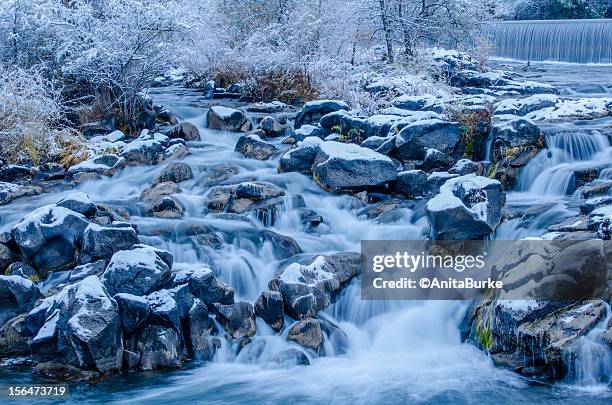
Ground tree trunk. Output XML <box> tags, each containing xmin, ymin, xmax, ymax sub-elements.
<box><xmin>378</xmin><ymin>0</ymin><xmax>394</xmax><ymax>63</ymax></box>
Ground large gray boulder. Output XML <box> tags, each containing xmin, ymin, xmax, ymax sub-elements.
<box><xmin>426</xmin><ymin>174</ymin><xmax>505</xmax><ymax>240</ymax></box>
<box><xmin>56</xmin><ymin>192</ymin><xmax>97</xmax><ymax>217</ymax></box>
<box><xmin>269</xmin><ymin>253</ymin><xmax>363</xmax><ymax>319</ymax></box>
<box><xmin>0</xmin><ymin>182</ymin><xmax>42</xmax><ymax>205</ymax></box>
<box><xmin>137</xmin><ymin>325</ymin><xmax>182</xmax><ymax>370</ymax></box>
<box><xmin>312</xmin><ymin>141</ymin><xmax>398</xmax><ymax>193</ymax></box>
<box><xmin>154</xmin><ymin>162</ymin><xmax>193</xmax><ymax>184</ymax></box>
<box><xmin>207</xmin><ymin>106</ymin><xmax>252</xmax><ymax>132</ymax></box>
<box><xmin>488</xmin><ymin>118</ymin><xmax>544</xmax><ymax>189</ymax></box>
<box><xmin>0</xmin><ymin>275</ymin><xmax>41</xmax><ymax>326</ymax></box>
<box><xmin>186</xmin><ymin>299</ymin><xmax>214</xmax><ymax>361</ymax></box>
<box><xmin>66</xmin><ymin>154</ymin><xmax>126</xmax><ymax>178</ymax></box>
<box><xmin>287</xmin><ymin>318</ymin><xmax>324</xmax><ymax>351</ymax></box>
<box><xmin>397</xmin><ymin>170</ymin><xmax>428</xmax><ymax>198</ymax></box>
<box><xmin>294</xmin><ymin>100</ymin><xmax>348</xmax><ymax>129</ymax></box>
<box><xmin>394</xmin><ymin>119</ymin><xmax>461</xmax><ymax>161</ymax></box>
<box><xmin>115</xmin><ymin>293</ymin><xmax>150</xmax><ymax>335</ymax></box>
<box><xmin>171</xmin><ymin>265</ymin><xmax>234</xmax><ymax>305</ymax></box>
<box><xmin>205</xmin><ymin>181</ymin><xmax>285</xmax><ymax>213</ymax></box>
<box><xmin>27</xmin><ymin>276</ymin><xmax>123</xmax><ymax>373</ymax></box>
<box><xmin>12</xmin><ymin>205</ymin><xmax>89</xmax><ymax>274</ymax></box>
<box><xmin>254</xmin><ymin>290</ymin><xmax>284</xmax><ymax>332</ymax></box>
<box><xmin>170</xmin><ymin>122</ymin><xmax>200</xmax><ymax>141</ymax></box>
<box><xmin>235</xmin><ymin>133</ymin><xmax>277</xmax><ymax>160</ymax></box>
<box><xmin>213</xmin><ymin>301</ymin><xmax>256</xmax><ymax>339</ymax></box>
<box><xmin>79</xmin><ymin>223</ymin><xmax>139</xmax><ymax>264</ymax></box>
<box><xmin>121</xmin><ymin>139</ymin><xmax>165</xmax><ymax>166</ymax></box>
<box><xmin>278</xmin><ymin>137</ymin><xmax>323</xmax><ymax>174</ymax></box>
<box><xmin>102</xmin><ymin>246</ymin><xmax>172</xmax><ymax>296</ymax></box>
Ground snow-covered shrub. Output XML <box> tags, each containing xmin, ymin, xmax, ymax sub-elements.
<box><xmin>0</xmin><ymin>66</ymin><xmax>85</xmax><ymax>165</ymax></box>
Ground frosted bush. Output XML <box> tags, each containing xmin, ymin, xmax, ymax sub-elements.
<box><xmin>0</xmin><ymin>66</ymin><xmax>84</xmax><ymax>165</ymax></box>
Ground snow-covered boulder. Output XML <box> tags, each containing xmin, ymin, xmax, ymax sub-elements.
<box><xmin>66</xmin><ymin>154</ymin><xmax>126</xmax><ymax>178</ymax></box>
<box><xmin>148</xmin><ymin>196</ymin><xmax>185</xmax><ymax>219</ymax></box>
<box><xmin>291</xmin><ymin>124</ymin><xmax>326</xmax><ymax>143</ymax></box>
<box><xmin>0</xmin><ymin>275</ymin><xmax>41</xmax><ymax>325</ymax></box>
<box><xmin>235</xmin><ymin>133</ymin><xmax>277</xmax><ymax>160</ymax></box>
<box><xmin>206</xmin><ymin>106</ymin><xmax>252</xmax><ymax>132</ymax></box>
<box><xmin>164</xmin><ymin>142</ymin><xmax>190</xmax><ymax>160</ymax></box>
<box><xmin>115</xmin><ymin>293</ymin><xmax>150</xmax><ymax>335</ymax></box>
<box><xmin>170</xmin><ymin>122</ymin><xmax>200</xmax><ymax>141</ymax></box>
<box><xmin>0</xmin><ymin>182</ymin><xmax>42</xmax><ymax>206</ymax></box>
<box><xmin>426</xmin><ymin>174</ymin><xmax>505</xmax><ymax>240</ymax></box>
<box><xmin>12</xmin><ymin>205</ymin><xmax>89</xmax><ymax>274</ymax></box>
<box><xmin>269</xmin><ymin>253</ymin><xmax>362</xmax><ymax>319</ymax></box>
<box><xmin>258</xmin><ymin>116</ymin><xmax>292</xmax><ymax>138</ymax></box>
<box><xmin>421</xmin><ymin>148</ymin><xmax>453</xmax><ymax>171</ymax></box>
<box><xmin>146</xmin><ymin>289</ymin><xmax>182</xmax><ymax>334</ymax></box>
<box><xmin>79</xmin><ymin>223</ymin><xmax>139</xmax><ymax>264</ymax></box>
<box><xmin>312</xmin><ymin>141</ymin><xmax>398</xmax><ymax>193</ymax></box>
<box><xmin>397</xmin><ymin>170</ymin><xmax>428</xmax><ymax>198</ymax></box>
<box><xmin>394</xmin><ymin>119</ymin><xmax>461</xmax><ymax>160</ymax></box>
<box><xmin>245</xmin><ymin>101</ymin><xmax>288</xmax><ymax>113</ymax></box>
<box><xmin>449</xmin><ymin>159</ymin><xmax>483</xmax><ymax>176</ymax></box>
<box><xmin>89</xmin><ymin>130</ymin><xmax>126</xmax><ymax>143</ymax></box>
<box><xmin>294</xmin><ymin>100</ymin><xmax>348</xmax><ymax>129</ymax></box>
<box><xmin>392</xmin><ymin>94</ymin><xmax>444</xmax><ymax>113</ymax></box>
<box><xmin>102</xmin><ymin>246</ymin><xmax>172</xmax><ymax>296</ymax></box>
<box><xmin>489</xmin><ymin>118</ymin><xmax>544</xmax><ymax>188</ymax></box>
<box><xmin>212</xmin><ymin>301</ymin><xmax>256</xmax><ymax>339</ymax></box>
<box><xmin>494</xmin><ymin>94</ymin><xmax>558</xmax><ymax>116</ymax></box>
<box><xmin>26</xmin><ymin>276</ymin><xmax>123</xmax><ymax>373</ymax></box>
<box><xmin>171</xmin><ymin>265</ymin><xmax>234</xmax><ymax>305</ymax></box>
<box><xmin>278</xmin><ymin>136</ymin><xmax>323</xmax><ymax>174</ymax></box>
<box><xmin>56</xmin><ymin>192</ymin><xmax>97</xmax><ymax>217</ymax></box>
<box><xmin>120</xmin><ymin>139</ymin><xmax>165</xmax><ymax>166</ymax></box>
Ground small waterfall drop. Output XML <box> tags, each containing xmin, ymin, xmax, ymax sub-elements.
<box><xmin>489</xmin><ymin>19</ymin><xmax>612</xmax><ymax>63</ymax></box>
<box><xmin>518</xmin><ymin>130</ymin><xmax>611</xmax><ymax>196</ymax></box>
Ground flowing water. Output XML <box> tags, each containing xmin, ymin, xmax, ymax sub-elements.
<box><xmin>1</xmin><ymin>63</ymin><xmax>612</xmax><ymax>403</ymax></box>
<box><xmin>488</xmin><ymin>19</ymin><xmax>612</xmax><ymax>63</ymax></box>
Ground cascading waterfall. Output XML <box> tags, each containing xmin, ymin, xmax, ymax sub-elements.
<box><xmin>488</xmin><ymin>19</ymin><xmax>612</xmax><ymax>63</ymax></box>
<box><xmin>518</xmin><ymin>130</ymin><xmax>611</xmax><ymax>196</ymax></box>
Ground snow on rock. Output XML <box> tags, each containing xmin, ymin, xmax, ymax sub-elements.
<box><xmin>12</xmin><ymin>205</ymin><xmax>89</xmax><ymax>274</ymax></box>
<box><xmin>391</xmin><ymin>94</ymin><xmax>444</xmax><ymax>113</ymax></box>
<box><xmin>89</xmin><ymin>130</ymin><xmax>126</xmax><ymax>143</ymax></box>
<box><xmin>494</xmin><ymin>94</ymin><xmax>558</xmax><ymax>116</ymax></box>
<box><xmin>56</xmin><ymin>192</ymin><xmax>97</xmax><ymax>217</ymax></box>
<box><xmin>206</xmin><ymin>106</ymin><xmax>251</xmax><ymax>132</ymax></box>
<box><xmin>26</xmin><ymin>275</ymin><xmax>122</xmax><ymax>373</ymax></box>
<box><xmin>278</xmin><ymin>136</ymin><xmax>324</xmax><ymax>174</ymax></box>
<box><xmin>102</xmin><ymin>245</ymin><xmax>172</xmax><ymax>296</ymax></box>
<box><xmin>312</xmin><ymin>141</ymin><xmax>398</xmax><ymax>193</ymax></box>
<box><xmin>294</xmin><ymin>100</ymin><xmax>348</xmax><ymax>129</ymax></box>
<box><xmin>78</xmin><ymin>223</ymin><xmax>139</xmax><ymax>264</ymax></box>
<box><xmin>66</xmin><ymin>154</ymin><xmax>126</xmax><ymax>179</ymax></box>
<box><xmin>0</xmin><ymin>182</ymin><xmax>42</xmax><ymax>206</ymax></box>
<box><xmin>394</xmin><ymin>119</ymin><xmax>461</xmax><ymax>160</ymax></box>
<box><xmin>235</xmin><ymin>132</ymin><xmax>277</xmax><ymax>160</ymax></box>
<box><xmin>525</xmin><ymin>98</ymin><xmax>612</xmax><ymax>121</ymax></box>
<box><xmin>171</xmin><ymin>264</ymin><xmax>234</xmax><ymax>305</ymax></box>
<box><xmin>0</xmin><ymin>275</ymin><xmax>41</xmax><ymax>325</ymax></box>
<box><xmin>426</xmin><ymin>174</ymin><xmax>505</xmax><ymax>240</ymax></box>
<box><xmin>269</xmin><ymin>253</ymin><xmax>363</xmax><ymax>319</ymax></box>
<box><xmin>120</xmin><ymin>138</ymin><xmax>165</xmax><ymax>166</ymax></box>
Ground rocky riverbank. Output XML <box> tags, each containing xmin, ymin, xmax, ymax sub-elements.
<box><xmin>0</xmin><ymin>52</ymin><xmax>611</xmax><ymax>383</ymax></box>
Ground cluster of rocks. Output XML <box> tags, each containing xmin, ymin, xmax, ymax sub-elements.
<box><xmin>463</xmin><ymin>240</ymin><xmax>612</xmax><ymax>381</ymax></box>
<box><xmin>0</xmin><ymin>99</ymin><xmax>199</xmax><ymax>207</ymax></box>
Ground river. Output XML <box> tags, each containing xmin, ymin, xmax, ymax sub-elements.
<box><xmin>0</xmin><ymin>60</ymin><xmax>611</xmax><ymax>404</ymax></box>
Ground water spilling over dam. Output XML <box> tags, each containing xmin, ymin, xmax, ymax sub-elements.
<box><xmin>489</xmin><ymin>19</ymin><xmax>612</xmax><ymax>63</ymax></box>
